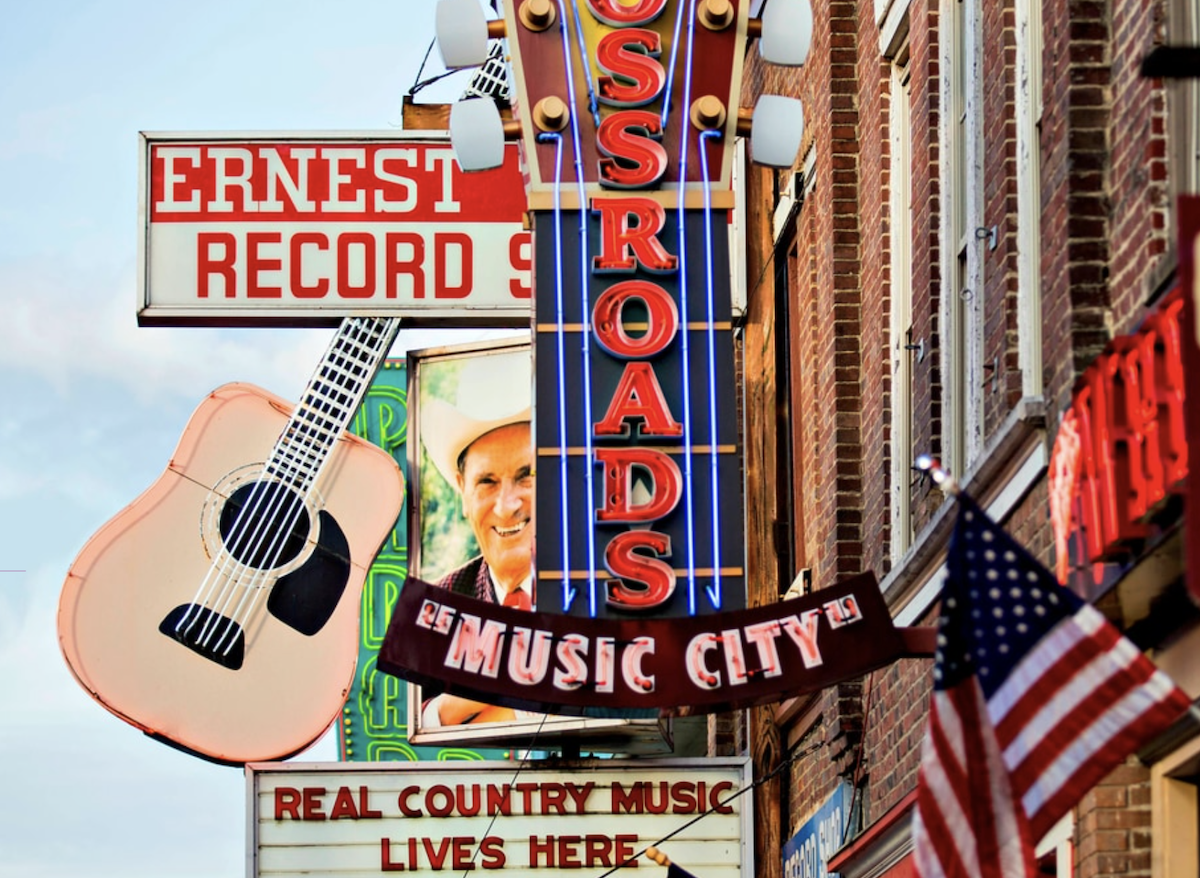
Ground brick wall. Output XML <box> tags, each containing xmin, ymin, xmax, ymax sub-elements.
<box><xmin>1039</xmin><ymin>0</ymin><xmax>1115</xmax><ymax>417</ymax></box>
<box><xmin>858</xmin><ymin>0</ymin><xmax>894</xmax><ymax>581</ymax></box>
<box><xmin>980</xmin><ymin>0</ymin><xmax>1024</xmax><ymax>420</ymax></box>
<box><xmin>1074</xmin><ymin>757</ymin><xmax>1153</xmax><ymax>878</ymax></box>
<box><xmin>737</xmin><ymin>0</ymin><xmax>1179</xmax><ymax>874</ymax></box>
<box><xmin>1108</xmin><ymin>0</ymin><xmax>1171</xmax><ymax>320</ymax></box>
<box><xmin>908</xmin><ymin>0</ymin><xmax>946</xmax><ymax>531</ymax></box>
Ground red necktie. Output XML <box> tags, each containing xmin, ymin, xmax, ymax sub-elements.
<box><xmin>502</xmin><ymin>589</ymin><xmax>531</xmax><ymax>611</ymax></box>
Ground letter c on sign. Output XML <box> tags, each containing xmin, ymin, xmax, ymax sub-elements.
<box><xmin>686</xmin><ymin>633</ymin><xmax>722</xmax><ymax>689</ymax></box>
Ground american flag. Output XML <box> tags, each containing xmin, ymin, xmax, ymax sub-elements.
<box><xmin>912</xmin><ymin>494</ymin><xmax>1192</xmax><ymax>877</ymax></box>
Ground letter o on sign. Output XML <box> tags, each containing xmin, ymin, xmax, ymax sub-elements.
<box><xmin>592</xmin><ymin>279</ymin><xmax>679</xmax><ymax>359</ymax></box>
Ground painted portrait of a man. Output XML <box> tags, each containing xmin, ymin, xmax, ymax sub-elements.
<box><xmin>410</xmin><ymin>340</ymin><xmax>538</xmax><ymax>729</ymax></box>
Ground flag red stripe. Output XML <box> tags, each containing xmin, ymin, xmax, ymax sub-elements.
<box><xmin>1025</xmin><ymin>691</ymin><xmax>1191</xmax><ymax>840</ymax></box>
<box><xmin>918</xmin><ymin>690</ymin><xmax>978</xmax><ymax>878</ymax></box>
<box><xmin>949</xmin><ymin>683</ymin><xmax>1012</xmax><ymax>878</ymax></box>
<box><xmin>993</xmin><ymin>621</ymin><xmax>1122</xmax><ymax>746</ymax></box>
<box><xmin>918</xmin><ymin>712</ymin><xmax>975</xmax><ymax>878</ymax></box>
<box><xmin>1005</xmin><ymin>655</ymin><xmax>1157</xmax><ymax>798</ymax></box>
<box><xmin>918</xmin><ymin>683</ymin><xmax>1025</xmax><ymax>878</ymax></box>
<box><xmin>917</xmin><ymin>771</ymin><xmax>969</xmax><ymax>878</ymax></box>
<box><xmin>931</xmin><ymin>692</ymin><xmax>973</xmax><ymax>809</ymax></box>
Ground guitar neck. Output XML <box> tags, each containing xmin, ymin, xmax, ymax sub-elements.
<box><xmin>264</xmin><ymin>317</ymin><xmax>401</xmax><ymax>493</ymax></box>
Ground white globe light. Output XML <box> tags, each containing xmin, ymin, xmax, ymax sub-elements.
<box><xmin>450</xmin><ymin>98</ymin><xmax>506</xmax><ymax>171</ymax></box>
<box><xmin>760</xmin><ymin>0</ymin><xmax>813</xmax><ymax>67</ymax></box>
<box><xmin>750</xmin><ymin>95</ymin><xmax>805</xmax><ymax>168</ymax></box>
<box><xmin>436</xmin><ymin>0</ymin><xmax>489</xmax><ymax>69</ymax></box>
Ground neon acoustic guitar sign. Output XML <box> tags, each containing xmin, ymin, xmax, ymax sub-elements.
<box><xmin>505</xmin><ymin>0</ymin><xmax>751</xmax><ymax>619</ymax></box>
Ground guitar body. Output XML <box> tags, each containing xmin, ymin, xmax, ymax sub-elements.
<box><xmin>58</xmin><ymin>382</ymin><xmax>404</xmax><ymax>764</ymax></box>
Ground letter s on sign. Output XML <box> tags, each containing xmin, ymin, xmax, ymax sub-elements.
<box><xmin>586</xmin><ymin>0</ymin><xmax>668</xmax><ymax>27</ymax></box>
<box><xmin>597</xmin><ymin>111</ymin><xmax>668</xmax><ymax>190</ymax></box>
<box><xmin>605</xmin><ymin>530</ymin><xmax>676</xmax><ymax>609</ymax></box>
<box><xmin>597</xmin><ymin>30</ymin><xmax>665</xmax><ymax>107</ymax></box>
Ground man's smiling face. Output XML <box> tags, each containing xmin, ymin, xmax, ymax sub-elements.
<box><xmin>456</xmin><ymin>422</ymin><xmax>534</xmax><ymax>590</ymax></box>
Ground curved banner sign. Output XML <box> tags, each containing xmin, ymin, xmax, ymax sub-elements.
<box><xmin>379</xmin><ymin>572</ymin><xmax>905</xmax><ymax>715</ymax></box>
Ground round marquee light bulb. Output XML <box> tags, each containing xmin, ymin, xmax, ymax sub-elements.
<box><xmin>436</xmin><ymin>0</ymin><xmax>490</xmax><ymax>69</ymax></box>
<box><xmin>519</xmin><ymin>0</ymin><xmax>557</xmax><ymax>30</ymax></box>
<box><xmin>533</xmin><ymin>95</ymin><xmax>570</xmax><ymax>132</ymax></box>
<box><xmin>450</xmin><ymin>98</ymin><xmax>506</xmax><ymax>171</ymax></box>
<box><xmin>750</xmin><ymin>94</ymin><xmax>805</xmax><ymax>168</ymax></box>
<box><xmin>697</xmin><ymin>0</ymin><xmax>735</xmax><ymax>30</ymax></box>
<box><xmin>690</xmin><ymin>95</ymin><xmax>727</xmax><ymax>130</ymax></box>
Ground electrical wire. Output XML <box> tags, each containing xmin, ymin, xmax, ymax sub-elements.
<box><xmin>592</xmin><ymin>734</ymin><xmax>827</xmax><ymax>878</ymax></box>
<box><xmin>456</xmin><ymin>712</ymin><xmax>552</xmax><ymax>878</ymax></box>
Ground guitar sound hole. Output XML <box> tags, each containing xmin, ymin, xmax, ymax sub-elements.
<box><xmin>219</xmin><ymin>481</ymin><xmax>311</xmax><ymax>570</ymax></box>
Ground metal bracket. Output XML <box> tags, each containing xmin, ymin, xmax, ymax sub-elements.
<box><xmin>904</xmin><ymin>339</ymin><xmax>926</xmax><ymax>363</ymax></box>
<box><xmin>975</xmin><ymin>225</ymin><xmax>999</xmax><ymax>251</ymax></box>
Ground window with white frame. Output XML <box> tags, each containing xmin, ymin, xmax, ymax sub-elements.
<box><xmin>1035</xmin><ymin>813</ymin><xmax>1074</xmax><ymax>878</ymax></box>
<box><xmin>1015</xmin><ymin>0</ymin><xmax>1044</xmax><ymax>399</ymax></box>
<box><xmin>1152</xmin><ymin>735</ymin><xmax>1200</xmax><ymax>878</ymax></box>
<box><xmin>1167</xmin><ymin>0</ymin><xmax>1200</xmax><ymax>208</ymax></box>
<box><xmin>890</xmin><ymin>49</ymin><xmax>915</xmax><ymax>560</ymax></box>
<box><xmin>941</xmin><ymin>0</ymin><xmax>985</xmax><ymax>478</ymax></box>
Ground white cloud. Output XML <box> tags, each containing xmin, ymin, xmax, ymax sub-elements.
<box><xmin>0</xmin><ymin>258</ymin><xmax>331</xmax><ymax>406</ymax></box>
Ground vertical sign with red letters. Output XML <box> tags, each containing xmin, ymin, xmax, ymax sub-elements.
<box><xmin>1048</xmin><ymin>203</ymin><xmax>1194</xmax><ymax>599</ymax></box>
<box><xmin>506</xmin><ymin>0</ymin><xmax>748</xmax><ymax>619</ymax></box>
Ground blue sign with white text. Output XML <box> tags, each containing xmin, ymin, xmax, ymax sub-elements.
<box><xmin>782</xmin><ymin>781</ymin><xmax>854</xmax><ymax>878</ymax></box>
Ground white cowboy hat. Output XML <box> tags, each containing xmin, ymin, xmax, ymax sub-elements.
<box><xmin>421</xmin><ymin>348</ymin><xmax>532</xmax><ymax>490</ymax></box>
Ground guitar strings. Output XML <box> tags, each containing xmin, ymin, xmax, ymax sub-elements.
<box><xmin>178</xmin><ymin>317</ymin><xmax>398</xmax><ymax>655</ymax></box>
<box><xmin>183</xmin><ymin>322</ymin><xmax>366</xmax><ymax>647</ymax></box>
<box><xmin>698</xmin><ymin>127</ymin><xmax>724</xmax><ymax>609</ymax></box>
<box><xmin>185</xmin><ymin>319</ymin><xmax>379</xmax><ymax>650</ymax></box>
<box><xmin>213</xmin><ymin>317</ymin><xmax>399</xmax><ymax>652</ymax></box>
<box><xmin>203</xmin><ymin>323</ymin><xmax>369</xmax><ymax>651</ymax></box>
<box><xmin>556</xmin><ymin>0</ymin><xmax>601</xmax><ymax>616</ymax></box>
<box><xmin>675</xmin><ymin>0</ymin><xmax>701</xmax><ymax>614</ymax></box>
<box><xmin>537</xmin><ymin>128</ymin><xmax>576</xmax><ymax>616</ymax></box>
<box><xmin>201</xmin><ymin>362</ymin><xmax>348</xmax><ymax>647</ymax></box>
<box><xmin>211</xmin><ymin>317</ymin><xmax>399</xmax><ymax>654</ymax></box>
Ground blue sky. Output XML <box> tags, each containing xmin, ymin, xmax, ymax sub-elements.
<box><xmin>0</xmin><ymin>3</ymin><xmax>495</xmax><ymax>875</ymax></box>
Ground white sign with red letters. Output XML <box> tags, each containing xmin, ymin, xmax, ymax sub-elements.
<box><xmin>247</xmin><ymin>759</ymin><xmax>751</xmax><ymax>877</ymax></box>
<box><xmin>138</xmin><ymin>132</ymin><xmax>531</xmax><ymax>327</ymax></box>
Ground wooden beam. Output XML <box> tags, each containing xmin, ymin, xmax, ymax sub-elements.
<box><xmin>1140</xmin><ymin>46</ymin><xmax>1200</xmax><ymax>79</ymax></box>
<box><xmin>897</xmin><ymin>626</ymin><xmax>938</xmax><ymax>658</ymax></box>
<box><xmin>400</xmin><ymin>96</ymin><xmax>517</xmax><ymax>131</ymax></box>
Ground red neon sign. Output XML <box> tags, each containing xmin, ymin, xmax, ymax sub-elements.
<box><xmin>1048</xmin><ymin>286</ymin><xmax>1188</xmax><ymax>584</ymax></box>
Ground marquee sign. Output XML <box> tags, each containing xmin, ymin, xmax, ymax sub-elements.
<box><xmin>248</xmin><ymin>758</ymin><xmax>752</xmax><ymax>877</ymax></box>
<box><xmin>535</xmin><ymin>206</ymin><xmax>744</xmax><ymax>619</ymax></box>
<box><xmin>138</xmin><ymin>132</ymin><xmax>530</xmax><ymax>327</ymax></box>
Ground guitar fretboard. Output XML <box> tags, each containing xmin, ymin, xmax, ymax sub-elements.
<box><xmin>264</xmin><ymin>317</ymin><xmax>400</xmax><ymax>493</ymax></box>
